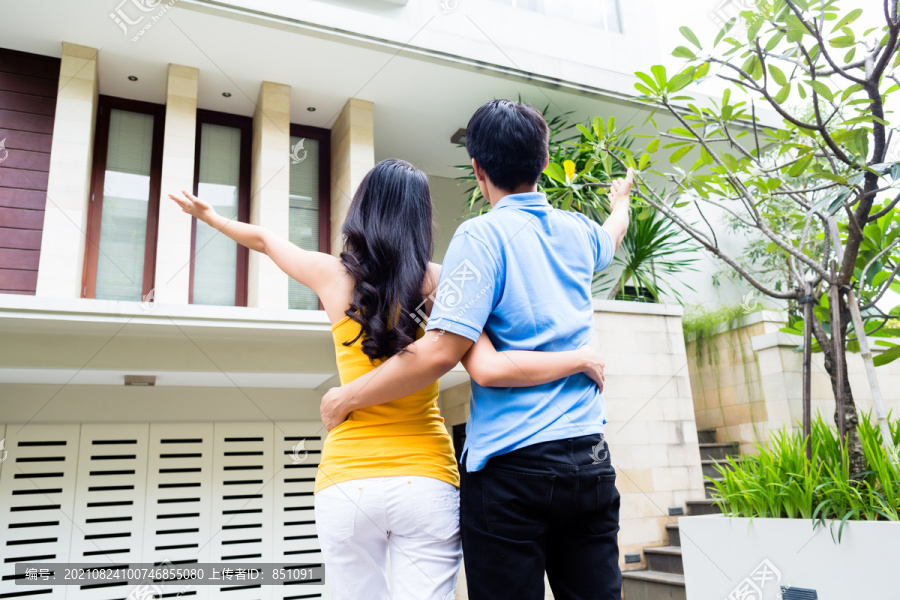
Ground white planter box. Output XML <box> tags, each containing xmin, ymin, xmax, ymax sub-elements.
<box><xmin>679</xmin><ymin>514</ymin><xmax>900</xmax><ymax>599</ymax></box>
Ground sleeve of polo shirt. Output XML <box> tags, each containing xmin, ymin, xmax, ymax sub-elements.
<box><xmin>424</xmin><ymin>230</ymin><xmax>499</xmax><ymax>343</ymax></box>
<box><xmin>589</xmin><ymin>219</ymin><xmax>616</xmax><ymax>272</ymax></box>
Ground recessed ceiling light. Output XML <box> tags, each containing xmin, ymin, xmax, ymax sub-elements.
<box><xmin>128</xmin><ymin>75</ymin><xmax>138</xmax><ymax>82</ymax></box>
<box><xmin>222</xmin><ymin>92</ymin><xmax>232</xmax><ymax>98</ymax></box>
<box><xmin>307</xmin><ymin>106</ymin><xmax>316</xmax><ymax>112</ymax></box>
<box><xmin>124</xmin><ymin>375</ymin><xmax>156</xmax><ymax>387</ymax></box>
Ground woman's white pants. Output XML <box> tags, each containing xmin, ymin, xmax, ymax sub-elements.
<box><xmin>315</xmin><ymin>476</ymin><xmax>462</xmax><ymax>600</ymax></box>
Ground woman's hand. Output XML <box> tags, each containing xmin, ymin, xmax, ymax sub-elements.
<box><xmin>577</xmin><ymin>345</ymin><xmax>605</xmax><ymax>391</ymax></box>
<box><xmin>169</xmin><ymin>189</ymin><xmax>216</xmax><ymax>225</ymax></box>
<box><xmin>320</xmin><ymin>386</ymin><xmax>350</xmax><ymax>432</ymax></box>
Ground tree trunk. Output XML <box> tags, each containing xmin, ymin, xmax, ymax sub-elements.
<box><xmin>810</xmin><ymin>308</ymin><xmax>867</xmax><ymax>479</ymax></box>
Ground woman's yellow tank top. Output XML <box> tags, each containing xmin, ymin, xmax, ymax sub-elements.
<box><xmin>314</xmin><ymin>315</ymin><xmax>460</xmax><ymax>493</ymax></box>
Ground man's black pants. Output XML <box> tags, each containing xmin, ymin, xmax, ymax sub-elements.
<box><xmin>460</xmin><ymin>433</ymin><xmax>621</xmax><ymax>600</ymax></box>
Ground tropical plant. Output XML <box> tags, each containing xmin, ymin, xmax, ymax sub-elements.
<box><xmin>458</xmin><ymin>108</ymin><xmax>698</xmax><ymax>302</ymax></box>
<box><xmin>595</xmin><ymin>205</ymin><xmax>699</xmax><ymax>300</ymax></box>
<box><xmin>708</xmin><ymin>413</ymin><xmax>900</xmax><ymax>541</ymax></box>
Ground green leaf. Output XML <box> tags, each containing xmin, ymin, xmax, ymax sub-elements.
<box><xmin>669</xmin><ymin>145</ymin><xmax>692</xmax><ymax>163</ymax></box>
<box><xmin>680</xmin><ymin>25</ymin><xmax>702</xmax><ymax>49</ymax></box>
<box><xmin>714</xmin><ymin>18</ymin><xmax>737</xmax><ymax>48</ymax></box>
<box><xmin>673</xmin><ymin>46</ymin><xmax>697</xmax><ymax>60</ymax></box>
<box><xmin>874</xmin><ymin>343</ymin><xmax>900</xmax><ymax>367</ymax></box>
<box><xmin>841</xmin><ymin>83</ymin><xmax>863</xmax><ymax>102</ymax></box>
<box><xmin>808</xmin><ymin>80</ymin><xmax>834</xmax><ymax>100</ymax></box>
<box><xmin>774</xmin><ymin>83</ymin><xmax>791</xmax><ymax>104</ymax></box>
<box><xmin>788</xmin><ymin>154</ymin><xmax>814</xmax><ymax>177</ymax></box>
<box><xmin>635</xmin><ymin>71</ymin><xmax>659</xmax><ymax>92</ymax></box>
<box><xmin>576</xmin><ymin>124</ymin><xmax>594</xmax><ymax>141</ymax></box>
<box><xmin>769</xmin><ymin>64</ymin><xmax>786</xmax><ymax>86</ymax></box>
<box><xmin>831</xmin><ymin>8</ymin><xmax>863</xmax><ymax>33</ymax></box>
<box><xmin>647</xmin><ymin>138</ymin><xmax>660</xmax><ymax>153</ymax></box>
<box><xmin>651</xmin><ymin>65</ymin><xmax>668</xmax><ymax>89</ymax></box>
<box><xmin>543</xmin><ymin>162</ymin><xmax>566</xmax><ymax>184</ymax></box>
<box><xmin>638</xmin><ymin>153</ymin><xmax>650</xmax><ymax>170</ymax></box>
<box><xmin>594</xmin><ymin>115</ymin><xmax>605</xmax><ymax>137</ymax></box>
<box><xmin>829</xmin><ymin>35</ymin><xmax>856</xmax><ymax>48</ymax></box>
<box><xmin>765</xmin><ymin>31</ymin><xmax>785</xmax><ymax>51</ymax></box>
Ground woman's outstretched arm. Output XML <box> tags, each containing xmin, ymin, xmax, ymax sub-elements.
<box><xmin>462</xmin><ymin>334</ymin><xmax>605</xmax><ymax>390</ymax></box>
<box><xmin>169</xmin><ymin>190</ymin><xmax>341</xmax><ymax>303</ymax></box>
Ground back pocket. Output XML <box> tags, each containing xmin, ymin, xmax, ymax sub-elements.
<box><xmin>596</xmin><ymin>472</ymin><xmax>618</xmax><ymax>507</ymax></box>
<box><xmin>314</xmin><ymin>483</ymin><xmax>359</xmax><ymax>544</ymax></box>
<box><xmin>414</xmin><ymin>488</ymin><xmax>460</xmax><ymax>540</ymax></box>
<box><xmin>483</xmin><ymin>467</ymin><xmax>555</xmax><ymax>540</ymax></box>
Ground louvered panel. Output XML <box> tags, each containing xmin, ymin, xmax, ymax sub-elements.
<box><xmin>143</xmin><ymin>423</ymin><xmax>214</xmax><ymax>600</ymax></box>
<box><xmin>211</xmin><ymin>423</ymin><xmax>274</xmax><ymax>600</ymax></box>
<box><xmin>273</xmin><ymin>422</ymin><xmax>326</xmax><ymax>600</ymax></box>
<box><xmin>0</xmin><ymin>424</ymin><xmax>80</xmax><ymax>599</ymax></box>
<box><xmin>67</xmin><ymin>424</ymin><xmax>150</xmax><ymax>600</ymax></box>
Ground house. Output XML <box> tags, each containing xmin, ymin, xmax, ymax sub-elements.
<box><xmin>0</xmin><ymin>1</ymin><xmax>725</xmax><ymax>598</ymax></box>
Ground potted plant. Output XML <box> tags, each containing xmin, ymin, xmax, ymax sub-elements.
<box><xmin>680</xmin><ymin>414</ymin><xmax>899</xmax><ymax>599</ymax></box>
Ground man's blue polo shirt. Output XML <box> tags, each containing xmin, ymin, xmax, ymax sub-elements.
<box><xmin>425</xmin><ymin>192</ymin><xmax>615</xmax><ymax>472</ymax></box>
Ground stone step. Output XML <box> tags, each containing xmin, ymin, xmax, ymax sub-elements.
<box><xmin>622</xmin><ymin>570</ymin><xmax>686</xmax><ymax>600</ymax></box>
<box><xmin>665</xmin><ymin>523</ymin><xmax>680</xmax><ymax>547</ymax></box>
<box><xmin>701</xmin><ymin>458</ymin><xmax>741</xmax><ymax>478</ymax></box>
<box><xmin>644</xmin><ymin>546</ymin><xmax>683</xmax><ymax>575</ymax></box>
<box><xmin>687</xmin><ymin>498</ymin><xmax>722</xmax><ymax>516</ymax></box>
<box><xmin>698</xmin><ymin>441</ymin><xmax>740</xmax><ymax>461</ymax></box>
<box><xmin>704</xmin><ymin>477</ymin><xmax>723</xmax><ymax>499</ymax></box>
<box><xmin>697</xmin><ymin>428</ymin><xmax>718</xmax><ymax>444</ymax></box>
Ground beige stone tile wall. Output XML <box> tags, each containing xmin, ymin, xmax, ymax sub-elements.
<box><xmin>153</xmin><ymin>64</ymin><xmax>199</xmax><ymax>305</ymax></box>
<box><xmin>687</xmin><ymin>313</ymin><xmax>900</xmax><ymax>455</ymax></box>
<box><xmin>35</xmin><ymin>43</ymin><xmax>99</xmax><ymax>299</ymax></box>
<box><xmin>248</xmin><ymin>81</ymin><xmax>291</xmax><ymax>309</ymax></box>
<box><xmin>764</xmin><ymin>336</ymin><xmax>900</xmax><ymax>433</ymax></box>
<box><xmin>438</xmin><ymin>301</ymin><xmax>706</xmax><ymax>576</ymax></box>
<box><xmin>329</xmin><ymin>98</ymin><xmax>374</xmax><ymax>256</ymax></box>
<box><xmin>686</xmin><ymin>318</ymin><xmax>769</xmax><ymax>454</ymax></box>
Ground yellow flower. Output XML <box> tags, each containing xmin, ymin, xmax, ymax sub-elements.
<box><xmin>563</xmin><ymin>160</ymin><xmax>576</xmax><ymax>183</ymax></box>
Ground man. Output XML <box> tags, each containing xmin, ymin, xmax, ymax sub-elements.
<box><xmin>321</xmin><ymin>99</ymin><xmax>632</xmax><ymax>599</ymax></box>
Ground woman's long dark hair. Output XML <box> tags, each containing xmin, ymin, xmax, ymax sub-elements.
<box><xmin>340</xmin><ymin>159</ymin><xmax>434</xmax><ymax>361</ymax></box>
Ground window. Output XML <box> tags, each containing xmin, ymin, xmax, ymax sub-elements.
<box><xmin>84</xmin><ymin>96</ymin><xmax>164</xmax><ymax>301</ymax></box>
<box><xmin>189</xmin><ymin>110</ymin><xmax>251</xmax><ymax>307</ymax></box>
<box><xmin>288</xmin><ymin>124</ymin><xmax>331</xmax><ymax>310</ymax></box>
<box><xmin>493</xmin><ymin>0</ymin><xmax>622</xmax><ymax>33</ymax></box>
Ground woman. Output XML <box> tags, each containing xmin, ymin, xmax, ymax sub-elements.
<box><xmin>169</xmin><ymin>159</ymin><xmax>604</xmax><ymax>600</ymax></box>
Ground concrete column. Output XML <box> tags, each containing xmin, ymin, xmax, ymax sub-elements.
<box><xmin>248</xmin><ymin>81</ymin><xmax>291</xmax><ymax>309</ymax></box>
<box><xmin>153</xmin><ymin>64</ymin><xmax>198</xmax><ymax>305</ymax></box>
<box><xmin>35</xmin><ymin>43</ymin><xmax>99</xmax><ymax>298</ymax></box>
<box><xmin>329</xmin><ymin>98</ymin><xmax>374</xmax><ymax>256</ymax></box>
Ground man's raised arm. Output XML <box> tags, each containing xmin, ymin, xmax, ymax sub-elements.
<box><xmin>601</xmin><ymin>168</ymin><xmax>633</xmax><ymax>250</ymax></box>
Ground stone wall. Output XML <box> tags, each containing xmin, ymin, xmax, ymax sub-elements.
<box><xmin>687</xmin><ymin>311</ymin><xmax>900</xmax><ymax>454</ymax></box>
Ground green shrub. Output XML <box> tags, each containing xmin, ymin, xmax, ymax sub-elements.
<box><xmin>707</xmin><ymin>413</ymin><xmax>900</xmax><ymax>541</ymax></box>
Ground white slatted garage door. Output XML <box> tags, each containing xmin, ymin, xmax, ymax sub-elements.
<box><xmin>0</xmin><ymin>422</ymin><xmax>329</xmax><ymax>600</ymax></box>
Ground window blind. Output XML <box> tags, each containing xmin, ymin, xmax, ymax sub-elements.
<box><xmin>193</xmin><ymin>123</ymin><xmax>242</xmax><ymax>306</ymax></box>
<box><xmin>94</xmin><ymin>109</ymin><xmax>154</xmax><ymax>301</ymax></box>
<box><xmin>288</xmin><ymin>135</ymin><xmax>320</xmax><ymax>310</ymax></box>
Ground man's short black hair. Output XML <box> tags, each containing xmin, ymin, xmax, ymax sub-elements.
<box><xmin>465</xmin><ymin>99</ymin><xmax>549</xmax><ymax>193</ymax></box>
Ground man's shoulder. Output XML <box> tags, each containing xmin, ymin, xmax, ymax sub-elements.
<box><xmin>452</xmin><ymin>211</ymin><xmax>506</xmax><ymax>242</ymax></box>
<box><xmin>553</xmin><ymin>207</ymin><xmax>597</xmax><ymax>228</ymax></box>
